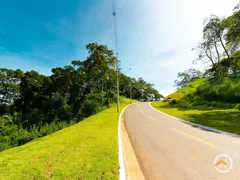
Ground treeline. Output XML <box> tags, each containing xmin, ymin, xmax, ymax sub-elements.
<box><xmin>174</xmin><ymin>2</ymin><xmax>240</xmax><ymax>105</ymax></box>
<box><xmin>0</xmin><ymin>43</ymin><xmax>162</xmax><ymax>151</ymax></box>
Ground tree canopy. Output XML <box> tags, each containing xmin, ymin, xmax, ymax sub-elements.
<box><xmin>174</xmin><ymin>2</ymin><xmax>240</xmax><ymax>107</ymax></box>
<box><xmin>192</xmin><ymin>3</ymin><xmax>240</xmax><ymax>81</ymax></box>
<box><xmin>0</xmin><ymin>43</ymin><xmax>162</xmax><ymax>151</ymax></box>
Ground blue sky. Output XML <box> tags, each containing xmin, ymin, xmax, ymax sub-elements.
<box><xmin>0</xmin><ymin>0</ymin><xmax>239</xmax><ymax>95</ymax></box>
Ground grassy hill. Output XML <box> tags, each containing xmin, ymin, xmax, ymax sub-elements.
<box><xmin>166</xmin><ymin>78</ymin><xmax>208</xmax><ymax>102</ymax></box>
<box><xmin>166</xmin><ymin>77</ymin><xmax>240</xmax><ymax>109</ymax></box>
<box><xmin>0</xmin><ymin>98</ymin><xmax>136</xmax><ymax>180</ymax></box>
<box><xmin>152</xmin><ymin>78</ymin><xmax>240</xmax><ymax>135</ymax></box>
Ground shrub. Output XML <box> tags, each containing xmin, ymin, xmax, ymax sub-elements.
<box><xmin>235</xmin><ymin>104</ymin><xmax>240</xmax><ymax>111</ymax></box>
<box><xmin>169</xmin><ymin>99</ymin><xmax>177</xmax><ymax>104</ymax></box>
<box><xmin>196</xmin><ymin>78</ymin><xmax>240</xmax><ymax>103</ymax></box>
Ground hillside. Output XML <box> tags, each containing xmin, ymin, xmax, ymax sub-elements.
<box><xmin>0</xmin><ymin>98</ymin><xmax>136</xmax><ymax>179</ymax></box>
<box><xmin>166</xmin><ymin>78</ymin><xmax>208</xmax><ymax>102</ymax></box>
<box><xmin>152</xmin><ymin>78</ymin><xmax>240</xmax><ymax>135</ymax></box>
<box><xmin>0</xmin><ymin>44</ymin><xmax>161</xmax><ymax>152</ymax></box>
<box><xmin>166</xmin><ymin>77</ymin><xmax>240</xmax><ymax>109</ymax></box>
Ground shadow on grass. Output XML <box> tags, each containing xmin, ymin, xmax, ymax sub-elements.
<box><xmin>185</xmin><ymin>111</ymin><xmax>240</xmax><ymax>135</ymax></box>
<box><xmin>160</xmin><ymin>104</ymin><xmax>210</xmax><ymax>111</ymax></box>
<box><xmin>160</xmin><ymin>103</ymin><xmax>235</xmax><ymax>111</ymax></box>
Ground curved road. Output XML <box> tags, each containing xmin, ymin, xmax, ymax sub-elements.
<box><xmin>124</xmin><ymin>102</ymin><xmax>240</xmax><ymax>180</ymax></box>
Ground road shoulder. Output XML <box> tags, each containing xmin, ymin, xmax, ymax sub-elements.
<box><xmin>119</xmin><ymin>104</ymin><xmax>145</xmax><ymax>180</ymax></box>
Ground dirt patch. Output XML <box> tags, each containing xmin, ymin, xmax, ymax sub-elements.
<box><xmin>34</xmin><ymin>155</ymin><xmax>42</xmax><ymax>159</ymax></box>
<box><xmin>45</xmin><ymin>166</ymin><xmax>52</xmax><ymax>179</ymax></box>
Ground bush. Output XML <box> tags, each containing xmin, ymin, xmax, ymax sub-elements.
<box><xmin>196</xmin><ymin>78</ymin><xmax>240</xmax><ymax>103</ymax></box>
<box><xmin>82</xmin><ymin>92</ymin><xmax>108</xmax><ymax>117</ymax></box>
<box><xmin>0</xmin><ymin>124</ymin><xmax>31</xmax><ymax>151</ymax></box>
<box><xmin>235</xmin><ymin>104</ymin><xmax>240</xmax><ymax>111</ymax></box>
<box><xmin>169</xmin><ymin>99</ymin><xmax>177</xmax><ymax>104</ymax></box>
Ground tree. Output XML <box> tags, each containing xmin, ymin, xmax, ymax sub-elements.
<box><xmin>231</xmin><ymin>50</ymin><xmax>240</xmax><ymax>72</ymax></box>
<box><xmin>0</xmin><ymin>69</ymin><xmax>23</xmax><ymax>109</ymax></box>
<box><xmin>194</xmin><ymin>13</ymin><xmax>239</xmax><ymax>79</ymax></box>
<box><xmin>174</xmin><ymin>69</ymin><xmax>202</xmax><ymax>89</ymax></box>
<box><xmin>0</xmin><ymin>42</ymin><xmax>161</xmax><ymax>151</ymax></box>
<box><xmin>72</xmin><ymin>43</ymin><xmax>119</xmax><ymax>94</ymax></box>
<box><xmin>204</xmin><ymin>15</ymin><xmax>230</xmax><ymax>59</ymax></box>
<box><xmin>223</xmin><ymin>4</ymin><xmax>240</xmax><ymax>78</ymax></box>
<box><xmin>224</xmin><ymin>3</ymin><xmax>240</xmax><ymax>44</ymax></box>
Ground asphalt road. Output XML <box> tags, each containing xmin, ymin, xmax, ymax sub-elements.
<box><xmin>124</xmin><ymin>102</ymin><xmax>240</xmax><ymax>180</ymax></box>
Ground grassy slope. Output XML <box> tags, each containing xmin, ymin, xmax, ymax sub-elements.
<box><xmin>0</xmin><ymin>98</ymin><xmax>136</xmax><ymax>180</ymax></box>
<box><xmin>151</xmin><ymin>78</ymin><xmax>240</xmax><ymax>135</ymax></box>
<box><xmin>166</xmin><ymin>78</ymin><xmax>208</xmax><ymax>101</ymax></box>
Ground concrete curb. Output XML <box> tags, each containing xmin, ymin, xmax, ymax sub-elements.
<box><xmin>118</xmin><ymin>102</ymin><xmax>138</xmax><ymax>180</ymax></box>
<box><xmin>118</xmin><ymin>105</ymin><xmax>128</xmax><ymax>180</ymax></box>
<box><xmin>118</xmin><ymin>102</ymin><xmax>145</xmax><ymax>180</ymax></box>
<box><xmin>148</xmin><ymin>102</ymin><xmax>240</xmax><ymax>138</ymax></box>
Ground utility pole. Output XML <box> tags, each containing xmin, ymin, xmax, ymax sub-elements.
<box><xmin>130</xmin><ymin>82</ymin><xmax>132</xmax><ymax>103</ymax></box>
<box><xmin>116</xmin><ymin>65</ymin><xmax>120</xmax><ymax>112</ymax></box>
<box><xmin>112</xmin><ymin>0</ymin><xmax>120</xmax><ymax>112</ymax></box>
<box><xmin>123</xmin><ymin>68</ymin><xmax>132</xmax><ymax>103</ymax></box>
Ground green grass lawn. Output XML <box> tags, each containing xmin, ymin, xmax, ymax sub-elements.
<box><xmin>0</xmin><ymin>98</ymin><xmax>135</xmax><ymax>180</ymax></box>
<box><xmin>151</xmin><ymin>101</ymin><xmax>240</xmax><ymax>135</ymax></box>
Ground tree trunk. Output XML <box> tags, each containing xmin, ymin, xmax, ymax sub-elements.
<box><xmin>213</xmin><ymin>40</ymin><xmax>220</xmax><ymax>63</ymax></box>
<box><xmin>219</xmin><ymin>36</ymin><xmax>230</xmax><ymax>58</ymax></box>
<box><xmin>232</xmin><ymin>66</ymin><xmax>237</xmax><ymax>78</ymax></box>
<box><xmin>205</xmin><ymin>50</ymin><xmax>215</xmax><ymax>65</ymax></box>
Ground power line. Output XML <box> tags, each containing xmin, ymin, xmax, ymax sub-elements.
<box><xmin>112</xmin><ymin>0</ymin><xmax>119</xmax><ymax>56</ymax></box>
<box><xmin>112</xmin><ymin>0</ymin><xmax>120</xmax><ymax>112</ymax></box>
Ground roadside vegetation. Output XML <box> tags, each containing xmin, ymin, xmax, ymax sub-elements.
<box><xmin>152</xmin><ymin>2</ymin><xmax>240</xmax><ymax>135</ymax></box>
<box><xmin>0</xmin><ymin>43</ymin><xmax>161</xmax><ymax>152</ymax></box>
<box><xmin>0</xmin><ymin>98</ymin><xmax>136</xmax><ymax>179</ymax></box>
<box><xmin>151</xmin><ymin>79</ymin><xmax>240</xmax><ymax>135</ymax></box>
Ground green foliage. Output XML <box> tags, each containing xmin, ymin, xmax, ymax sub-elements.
<box><xmin>0</xmin><ymin>68</ymin><xmax>23</xmax><ymax>107</ymax></box>
<box><xmin>0</xmin><ymin>99</ymin><xmax>135</xmax><ymax>179</ymax></box>
<box><xmin>196</xmin><ymin>78</ymin><xmax>240</xmax><ymax>103</ymax></box>
<box><xmin>224</xmin><ymin>3</ymin><xmax>240</xmax><ymax>43</ymax></box>
<box><xmin>168</xmin><ymin>77</ymin><xmax>240</xmax><ymax>110</ymax></box>
<box><xmin>83</xmin><ymin>92</ymin><xmax>108</xmax><ymax>117</ymax></box>
<box><xmin>168</xmin><ymin>78</ymin><xmax>208</xmax><ymax>101</ymax></box>
<box><xmin>0</xmin><ymin>43</ymin><xmax>159</xmax><ymax>152</ymax></box>
<box><xmin>193</xmin><ymin>4</ymin><xmax>240</xmax><ymax>80</ymax></box>
<box><xmin>0</xmin><ymin>122</ymin><xmax>30</xmax><ymax>151</ymax></box>
<box><xmin>159</xmin><ymin>2</ymin><xmax>240</xmax><ymax>136</ymax></box>
<box><xmin>234</xmin><ymin>103</ymin><xmax>240</xmax><ymax>111</ymax></box>
<box><xmin>174</xmin><ymin>69</ymin><xmax>203</xmax><ymax>89</ymax></box>
<box><xmin>172</xmin><ymin>2</ymin><xmax>240</xmax><ymax>111</ymax></box>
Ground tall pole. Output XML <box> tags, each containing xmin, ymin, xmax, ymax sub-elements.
<box><xmin>116</xmin><ymin>66</ymin><xmax>120</xmax><ymax>112</ymax></box>
<box><xmin>101</xmin><ymin>77</ymin><xmax>104</xmax><ymax>104</ymax></box>
<box><xmin>123</xmin><ymin>68</ymin><xmax>132</xmax><ymax>104</ymax></box>
<box><xmin>130</xmin><ymin>82</ymin><xmax>132</xmax><ymax>103</ymax></box>
<box><xmin>112</xmin><ymin>0</ymin><xmax>120</xmax><ymax>112</ymax></box>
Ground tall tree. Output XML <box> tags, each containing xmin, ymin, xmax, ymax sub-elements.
<box><xmin>174</xmin><ymin>69</ymin><xmax>203</xmax><ymax>89</ymax></box>
<box><xmin>224</xmin><ymin>3</ymin><xmax>240</xmax><ymax>44</ymax></box>
<box><xmin>0</xmin><ymin>69</ymin><xmax>23</xmax><ymax>107</ymax></box>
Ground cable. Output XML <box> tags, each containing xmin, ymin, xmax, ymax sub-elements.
<box><xmin>112</xmin><ymin>0</ymin><xmax>119</xmax><ymax>57</ymax></box>
<box><xmin>112</xmin><ymin>0</ymin><xmax>120</xmax><ymax>112</ymax></box>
